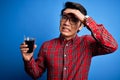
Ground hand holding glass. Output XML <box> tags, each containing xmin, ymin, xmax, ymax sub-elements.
<box><xmin>24</xmin><ymin>36</ymin><xmax>35</xmax><ymax>53</ymax></box>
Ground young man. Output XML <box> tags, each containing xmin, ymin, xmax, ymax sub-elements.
<box><xmin>20</xmin><ymin>2</ymin><xmax>118</xmax><ymax>80</ymax></box>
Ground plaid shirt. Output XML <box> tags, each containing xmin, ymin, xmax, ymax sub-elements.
<box><xmin>24</xmin><ymin>17</ymin><xmax>118</xmax><ymax>80</ymax></box>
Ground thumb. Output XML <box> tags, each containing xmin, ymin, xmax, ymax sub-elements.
<box><xmin>33</xmin><ymin>44</ymin><xmax>37</xmax><ymax>50</ymax></box>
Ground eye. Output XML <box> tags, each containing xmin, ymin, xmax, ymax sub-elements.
<box><xmin>70</xmin><ymin>17</ymin><xmax>79</xmax><ymax>23</ymax></box>
<box><xmin>62</xmin><ymin>15</ymin><xmax>68</xmax><ymax>19</ymax></box>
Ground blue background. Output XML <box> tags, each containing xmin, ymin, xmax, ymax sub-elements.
<box><xmin>0</xmin><ymin>0</ymin><xmax>120</xmax><ymax>80</ymax></box>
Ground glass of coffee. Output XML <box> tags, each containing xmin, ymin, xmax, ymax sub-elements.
<box><xmin>24</xmin><ymin>36</ymin><xmax>35</xmax><ymax>53</ymax></box>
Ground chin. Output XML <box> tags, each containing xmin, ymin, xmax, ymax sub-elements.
<box><xmin>61</xmin><ymin>32</ymin><xmax>71</xmax><ymax>37</ymax></box>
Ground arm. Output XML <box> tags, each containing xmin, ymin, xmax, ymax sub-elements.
<box><xmin>63</xmin><ymin>8</ymin><xmax>118</xmax><ymax>56</ymax></box>
<box><xmin>85</xmin><ymin>17</ymin><xmax>118</xmax><ymax>56</ymax></box>
<box><xmin>24</xmin><ymin>44</ymin><xmax>46</xmax><ymax>79</ymax></box>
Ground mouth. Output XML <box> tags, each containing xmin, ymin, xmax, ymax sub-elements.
<box><xmin>62</xmin><ymin>27</ymin><xmax>71</xmax><ymax>32</ymax></box>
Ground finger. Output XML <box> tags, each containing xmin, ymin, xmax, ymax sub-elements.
<box><xmin>33</xmin><ymin>44</ymin><xmax>37</xmax><ymax>50</ymax></box>
<box><xmin>63</xmin><ymin>9</ymin><xmax>76</xmax><ymax>14</ymax></box>
<box><xmin>20</xmin><ymin>44</ymin><xmax>28</xmax><ymax>48</ymax></box>
<box><xmin>21</xmin><ymin>42</ymin><xmax>25</xmax><ymax>45</ymax></box>
<box><xmin>20</xmin><ymin>48</ymin><xmax>29</xmax><ymax>53</ymax></box>
<box><xmin>20</xmin><ymin>48</ymin><xmax>29</xmax><ymax>51</ymax></box>
<box><xmin>34</xmin><ymin>44</ymin><xmax>37</xmax><ymax>48</ymax></box>
<box><xmin>22</xmin><ymin>50</ymin><xmax>28</xmax><ymax>53</ymax></box>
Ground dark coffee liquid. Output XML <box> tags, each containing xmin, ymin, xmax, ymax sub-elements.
<box><xmin>25</xmin><ymin>40</ymin><xmax>34</xmax><ymax>53</ymax></box>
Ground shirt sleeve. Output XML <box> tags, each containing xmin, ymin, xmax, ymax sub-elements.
<box><xmin>85</xmin><ymin>17</ymin><xmax>118</xmax><ymax>56</ymax></box>
<box><xmin>24</xmin><ymin>43</ymin><xmax>46</xmax><ymax>79</ymax></box>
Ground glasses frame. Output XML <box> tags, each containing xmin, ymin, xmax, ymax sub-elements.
<box><xmin>61</xmin><ymin>14</ymin><xmax>80</xmax><ymax>25</ymax></box>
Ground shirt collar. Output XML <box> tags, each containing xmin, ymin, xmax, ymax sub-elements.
<box><xmin>59</xmin><ymin>34</ymin><xmax>78</xmax><ymax>45</ymax></box>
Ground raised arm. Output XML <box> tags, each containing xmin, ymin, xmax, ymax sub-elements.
<box><xmin>63</xmin><ymin>8</ymin><xmax>118</xmax><ymax>56</ymax></box>
<box><xmin>84</xmin><ymin>17</ymin><xmax>118</xmax><ymax>56</ymax></box>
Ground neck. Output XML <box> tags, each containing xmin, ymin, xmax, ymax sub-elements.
<box><xmin>60</xmin><ymin>34</ymin><xmax>77</xmax><ymax>41</ymax></box>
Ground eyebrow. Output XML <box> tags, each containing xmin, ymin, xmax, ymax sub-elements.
<box><xmin>62</xmin><ymin>13</ymin><xmax>77</xmax><ymax>18</ymax></box>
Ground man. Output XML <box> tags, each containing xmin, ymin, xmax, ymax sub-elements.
<box><xmin>20</xmin><ymin>1</ymin><xmax>118</xmax><ymax>80</ymax></box>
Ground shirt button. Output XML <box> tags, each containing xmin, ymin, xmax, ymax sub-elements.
<box><xmin>64</xmin><ymin>54</ymin><xmax>67</xmax><ymax>57</ymax></box>
<box><xmin>66</xmin><ymin>44</ymin><xmax>68</xmax><ymax>46</ymax></box>
<box><xmin>64</xmin><ymin>67</ymin><xmax>67</xmax><ymax>70</ymax></box>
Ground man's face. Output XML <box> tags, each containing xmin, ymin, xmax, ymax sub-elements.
<box><xmin>60</xmin><ymin>9</ymin><xmax>82</xmax><ymax>38</ymax></box>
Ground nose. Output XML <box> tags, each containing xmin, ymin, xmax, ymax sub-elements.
<box><xmin>64</xmin><ymin>19</ymin><xmax>70</xmax><ymax>25</ymax></box>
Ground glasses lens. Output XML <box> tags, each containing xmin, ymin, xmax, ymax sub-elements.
<box><xmin>61</xmin><ymin>15</ymin><xmax>67</xmax><ymax>21</ymax></box>
<box><xmin>61</xmin><ymin>14</ymin><xmax>79</xmax><ymax>25</ymax></box>
<box><xmin>70</xmin><ymin>17</ymin><xmax>79</xmax><ymax>25</ymax></box>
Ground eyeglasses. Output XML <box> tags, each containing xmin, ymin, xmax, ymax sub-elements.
<box><xmin>61</xmin><ymin>14</ymin><xmax>80</xmax><ymax>25</ymax></box>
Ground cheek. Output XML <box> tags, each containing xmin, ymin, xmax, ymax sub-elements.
<box><xmin>60</xmin><ymin>21</ymin><xmax>63</xmax><ymax>26</ymax></box>
<box><xmin>60</xmin><ymin>21</ymin><xmax>62</xmax><ymax>27</ymax></box>
<box><xmin>59</xmin><ymin>21</ymin><xmax>62</xmax><ymax>27</ymax></box>
<box><xmin>59</xmin><ymin>24</ymin><xmax>63</xmax><ymax>32</ymax></box>
<box><xmin>71</xmin><ymin>26</ymin><xmax>79</xmax><ymax>32</ymax></box>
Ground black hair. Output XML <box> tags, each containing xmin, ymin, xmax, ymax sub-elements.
<box><xmin>61</xmin><ymin>1</ymin><xmax>87</xmax><ymax>16</ymax></box>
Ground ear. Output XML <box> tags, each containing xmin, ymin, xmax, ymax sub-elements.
<box><xmin>77</xmin><ymin>23</ymin><xmax>84</xmax><ymax>33</ymax></box>
<box><xmin>78</xmin><ymin>23</ymin><xmax>84</xmax><ymax>31</ymax></box>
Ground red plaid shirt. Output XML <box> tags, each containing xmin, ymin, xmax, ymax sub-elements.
<box><xmin>24</xmin><ymin>17</ymin><xmax>118</xmax><ymax>80</ymax></box>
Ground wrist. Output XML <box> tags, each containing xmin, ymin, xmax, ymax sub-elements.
<box><xmin>83</xmin><ymin>15</ymin><xmax>89</xmax><ymax>24</ymax></box>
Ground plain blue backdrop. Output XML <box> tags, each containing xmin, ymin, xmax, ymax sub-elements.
<box><xmin>0</xmin><ymin>0</ymin><xmax>120</xmax><ymax>80</ymax></box>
